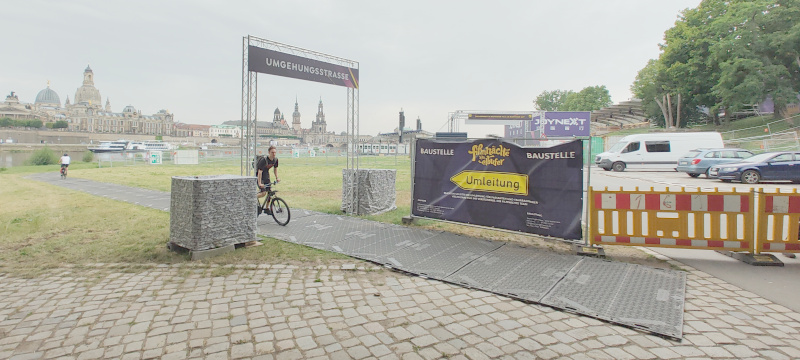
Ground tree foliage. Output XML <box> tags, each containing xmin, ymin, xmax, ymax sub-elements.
<box><xmin>632</xmin><ymin>0</ymin><xmax>800</xmax><ymax>127</ymax></box>
<box><xmin>0</xmin><ymin>118</ymin><xmax>44</xmax><ymax>128</ymax></box>
<box><xmin>535</xmin><ymin>86</ymin><xmax>612</xmax><ymax>112</ymax></box>
<box><xmin>534</xmin><ymin>90</ymin><xmax>574</xmax><ymax>111</ymax></box>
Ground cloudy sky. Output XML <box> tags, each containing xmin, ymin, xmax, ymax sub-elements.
<box><xmin>2</xmin><ymin>0</ymin><xmax>700</xmax><ymax>138</ymax></box>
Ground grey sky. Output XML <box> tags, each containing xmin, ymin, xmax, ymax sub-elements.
<box><xmin>2</xmin><ymin>0</ymin><xmax>700</xmax><ymax>138</ymax></box>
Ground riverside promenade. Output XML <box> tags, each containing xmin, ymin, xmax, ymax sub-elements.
<box><xmin>2</xmin><ymin>173</ymin><xmax>800</xmax><ymax>359</ymax></box>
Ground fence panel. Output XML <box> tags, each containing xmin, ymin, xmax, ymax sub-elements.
<box><xmin>757</xmin><ymin>189</ymin><xmax>800</xmax><ymax>253</ymax></box>
<box><xmin>589</xmin><ymin>187</ymin><xmax>754</xmax><ymax>251</ymax></box>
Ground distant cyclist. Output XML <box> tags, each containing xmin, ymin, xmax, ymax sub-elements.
<box><xmin>60</xmin><ymin>153</ymin><xmax>71</xmax><ymax>176</ymax></box>
<box><xmin>256</xmin><ymin>146</ymin><xmax>279</xmax><ymax>197</ymax></box>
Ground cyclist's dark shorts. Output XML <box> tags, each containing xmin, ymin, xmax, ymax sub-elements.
<box><xmin>61</xmin><ymin>164</ymin><xmax>69</xmax><ymax>168</ymax></box>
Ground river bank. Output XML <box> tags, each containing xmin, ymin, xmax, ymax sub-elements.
<box><xmin>0</xmin><ymin>128</ymin><xmax>239</xmax><ymax>147</ymax></box>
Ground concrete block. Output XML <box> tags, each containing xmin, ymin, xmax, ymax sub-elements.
<box><xmin>169</xmin><ymin>175</ymin><xmax>257</xmax><ymax>253</ymax></box>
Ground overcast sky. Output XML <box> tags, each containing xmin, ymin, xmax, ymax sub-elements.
<box><xmin>2</xmin><ymin>0</ymin><xmax>701</xmax><ymax>138</ymax></box>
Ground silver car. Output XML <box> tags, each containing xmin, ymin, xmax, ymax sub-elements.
<box><xmin>676</xmin><ymin>148</ymin><xmax>754</xmax><ymax>178</ymax></box>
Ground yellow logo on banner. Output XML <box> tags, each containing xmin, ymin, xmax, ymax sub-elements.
<box><xmin>450</xmin><ymin>171</ymin><xmax>528</xmax><ymax>196</ymax></box>
<box><xmin>467</xmin><ymin>144</ymin><xmax>511</xmax><ymax>166</ymax></box>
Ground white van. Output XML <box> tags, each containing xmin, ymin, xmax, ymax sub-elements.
<box><xmin>595</xmin><ymin>132</ymin><xmax>724</xmax><ymax>172</ymax></box>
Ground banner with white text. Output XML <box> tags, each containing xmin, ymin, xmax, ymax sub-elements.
<box><xmin>412</xmin><ymin>139</ymin><xmax>583</xmax><ymax>239</ymax></box>
<box><xmin>248</xmin><ymin>46</ymin><xmax>359</xmax><ymax>88</ymax></box>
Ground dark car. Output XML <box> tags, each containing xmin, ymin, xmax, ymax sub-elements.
<box><xmin>676</xmin><ymin>148</ymin><xmax>754</xmax><ymax>178</ymax></box>
<box><xmin>708</xmin><ymin>151</ymin><xmax>800</xmax><ymax>184</ymax></box>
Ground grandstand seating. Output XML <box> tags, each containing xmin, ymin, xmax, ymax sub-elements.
<box><xmin>590</xmin><ymin>99</ymin><xmax>648</xmax><ymax>134</ymax></box>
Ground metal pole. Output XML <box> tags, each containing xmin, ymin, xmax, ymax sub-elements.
<box><xmin>409</xmin><ymin>138</ymin><xmax>416</xmax><ymax>219</ymax></box>
<box><xmin>240</xmin><ymin>36</ymin><xmax>247</xmax><ymax>176</ymax></box>
<box><xmin>584</xmin><ymin>136</ymin><xmax>593</xmax><ymax>246</ymax></box>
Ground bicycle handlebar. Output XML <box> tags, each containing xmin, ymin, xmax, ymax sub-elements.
<box><xmin>259</xmin><ymin>180</ymin><xmax>280</xmax><ymax>190</ymax></box>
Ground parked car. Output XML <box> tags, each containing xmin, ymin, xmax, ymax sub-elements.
<box><xmin>676</xmin><ymin>148</ymin><xmax>754</xmax><ymax>178</ymax></box>
<box><xmin>708</xmin><ymin>151</ymin><xmax>800</xmax><ymax>184</ymax></box>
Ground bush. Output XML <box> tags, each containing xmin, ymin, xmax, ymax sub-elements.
<box><xmin>27</xmin><ymin>147</ymin><xmax>58</xmax><ymax>165</ymax></box>
<box><xmin>82</xmin><ymin>151</ymin><xmax>94</xmax><ymax>162</ymax></box>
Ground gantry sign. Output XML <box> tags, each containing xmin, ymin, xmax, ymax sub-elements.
<box><xmin>240</xmin><ymin>35</ymin><xmax>360</xmax><ymax>176</ymax></box>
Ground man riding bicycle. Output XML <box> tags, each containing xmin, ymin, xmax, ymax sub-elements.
<box><xmin>60</xmin><ymin>153</ymin><xmax>71</xmax><ymax>176</ymax></box>
<box><xmin>256</xmin><ymin>146</ymin><xmax>279</xmax><ymax>214</ymax></box>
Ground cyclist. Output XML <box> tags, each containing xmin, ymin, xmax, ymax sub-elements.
<box><xmin>256</xmin><ymin>146</ymin><xmax>279</xmax><ymax>214</ymax></box>
<box><xmin>60</xmin><ymin>153</ymin><xmax>71</xmax><ymax>176</ymax></box>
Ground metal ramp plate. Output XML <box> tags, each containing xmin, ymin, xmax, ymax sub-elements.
<box><xmin>257</xmin><ymin>213</ymin><xmax>328</xmax><ymax>244</ymax></box>
<box><xmin>332</xmin><ymin>225</ymin><xmax>437</xmax><ymax>263</ymax></box>
<box><xmin>299</xmin><ymin>216</ymin><xmax>391</xmax><ymax>250</ymax></box>
<box><xmin>606</xmin><ymin>265</ymin><xmax>686</xmax><ymax>339</ymax></box>
<box><xmin>540</xmin><ymin>258</ymin><xmax>685</xmax><ymax>339</ymax></box>
<box><xmin>292</xmin><ymin>209</ymin><xmax>329</xmax><ymax>219</ymax></box>
<box><xmin>381</xmin><ymin>232</ymin><xmax>503</xmax><ymax>279</ymax></box>
<box><xmin>445</xmin><ymin>244</ymin><xmax>581</xmax><ymax>301</ymax></box>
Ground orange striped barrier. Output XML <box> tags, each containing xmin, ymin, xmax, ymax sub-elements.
<box><xmin>589</xmin><ymin>187</ymin><xmax>754</xmax><ymax>251</ymax></box>
<box><xmin>757</xmin><ymin>189</ymin><xmax>800</xmax><ymax>253</ymax></box>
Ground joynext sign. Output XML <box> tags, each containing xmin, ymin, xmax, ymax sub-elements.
<box><xmin>532</xmin><ymin>111</ymin><xmax>591</xmax><ymax>137</ymax></box>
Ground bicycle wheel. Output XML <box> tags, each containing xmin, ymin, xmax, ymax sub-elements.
<box><xmin>270</xmin><ymin>197</ymin><xmax>291</xmax><ymax>226</ymax></box>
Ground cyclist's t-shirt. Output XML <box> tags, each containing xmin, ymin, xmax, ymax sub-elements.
<box><xmin>257</xmin><ymin>156</ymin><xmax>278</xmax><ymax>183</ymax></box>
<box><xmin>60</xmin><ymin>156</ymin><xmax>71</xmax><ymax>165</ymax></box>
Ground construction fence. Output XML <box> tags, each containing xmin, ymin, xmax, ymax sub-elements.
<box><xmin>589</xmin><ymin>186</ymin><xmax>800</xmax><ymax>255</ymax></box>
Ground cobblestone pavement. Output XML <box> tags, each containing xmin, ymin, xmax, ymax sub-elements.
<box><xmin>2</xmin><ymin>251</ymin><xmax>800</xmax><ymax>360</ymax></box>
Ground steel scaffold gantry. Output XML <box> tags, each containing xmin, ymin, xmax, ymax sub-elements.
<box><xmin>240</xmin><ymin>35</ymin><xmax>359</xmax><ymax>212</ymax></box>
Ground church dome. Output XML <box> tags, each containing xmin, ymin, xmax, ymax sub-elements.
<box><xmin>274</xmin><ymin>107</ymin><xmax>281</xmax><ymax>115</ymax></box>
<box><xmin>35</xmin><ymin>87</ymin><xmax>61</xmax><ymax>106</ymax></box>
<box><xmin>74</xmin><ymin>65</ymin><xmax>102</xmax><ymax>107</ymax></box>
<box><xmin>123</xmin><ymin>105</ymin><xmax>137</xmax><ymax>113</ymax></box>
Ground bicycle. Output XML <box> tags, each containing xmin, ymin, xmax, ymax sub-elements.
<box><xmin>60</xmin><ymin>165</ymin><xmax>68</xmax><ymax>179</ymax></box>
<box><xmin>258</xmin><ymin>181</ymin><xmax>291</xmax><ymax>226</ymax></box>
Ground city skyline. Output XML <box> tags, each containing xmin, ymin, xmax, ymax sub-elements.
<box><xmin>2</xmin><ymin>1</ymin><xmax>702</xmax><ymax>138</ymax></box>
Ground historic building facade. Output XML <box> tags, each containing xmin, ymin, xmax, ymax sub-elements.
<box><xmin>222</xmin><ymin>98</ymin><xmax>366</xmax><ymax>147</ymax></box>
<box><xmin>1</xmin><ymin>66</ymin><xmax>175</xmax><ymax>135</ymax></box>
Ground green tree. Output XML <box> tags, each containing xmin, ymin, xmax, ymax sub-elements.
<box><xmin>25</xmin><ymin>119</ymin><xmax>43</xmax><ymax>128</ymax></box>
<box><xmin>53</xmin><ymin>120</ymin><xmax>69</xmax><ymax>129</ymax></box>
<box><xmin>632</xmin><ymin>60</ymin><xmax>672</xmax><ymax>127</ymax></box>
<box><xmin>710</xmin><ymin>0</ymin><xmax>800</xmax><ymax>121</ymax></box>
<box><xmin>534</xmin><ymin>90</ymin><xmax>574</xmax><ymax>111</ymax></box>
<box><xmin>633</xmin><ymin>0</ymin><xmax>800</xmax><ymax>128</ymax></box>
<box><xmin>561</xmin><ymin>86</ymin><xmax>612</xmax><ymax>111</ymax></box>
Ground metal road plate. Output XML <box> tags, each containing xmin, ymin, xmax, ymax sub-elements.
<box><xmin>291</xmin><ymin>209</ymin><xmax>329</xmax><ymax>219</ymax></box>
<box><xmin>445</xmin><ymin>245</ymin><xmax>581</xmax><ymax>301</ymax></box>
<box><xmin>381</xmin><ymin>232</ymin><xmax>501</xmax><ymax>278</ymax></box>
<box><xmin>540</xmin><ymin>258</ymin><xmax>686</xmax><ymax>340</ymax></box>
<box><xmin>539</xmin><ymin>258</ymin><xmax>629</xmax><ymax>318</ymax></box>
<box><xmin>410</xmin><ymin>236</ymin><xmax>503</xmax><ymax>279</ymax></box>
<box><xmin>332</xmin><ymin>224</ymin><xmax>425</xmax><ymax>261</ymax></box>
<box><xmin>344</xmin><ymin>227</ymin><xmax>440</xmax><ymax>262</ymax></box>
<box><xmin>257</xmin><ymin>214</ymin><xmax>327</xmax><ymax>244</ymax></box>
<box><xmin>288</xmin><ymin>215</ymin><xmax>390</xmax><ymax>250</ymax></box>
<box><xmin>606</xmin><ymin>265</ymin><xmax>686</xmax><ymax>339</ymax></box>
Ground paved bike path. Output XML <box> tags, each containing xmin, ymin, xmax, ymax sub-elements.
<box><xmin>30</xmin><ymin>172</ymin><xmax>685</xmax><ymax>339</ymax></box>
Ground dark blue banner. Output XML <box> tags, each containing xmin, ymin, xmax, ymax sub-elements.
<box><xmin>412</xmin><ymin>139</ymin><xmax>583</xmax><ymax>239</ymax></box>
